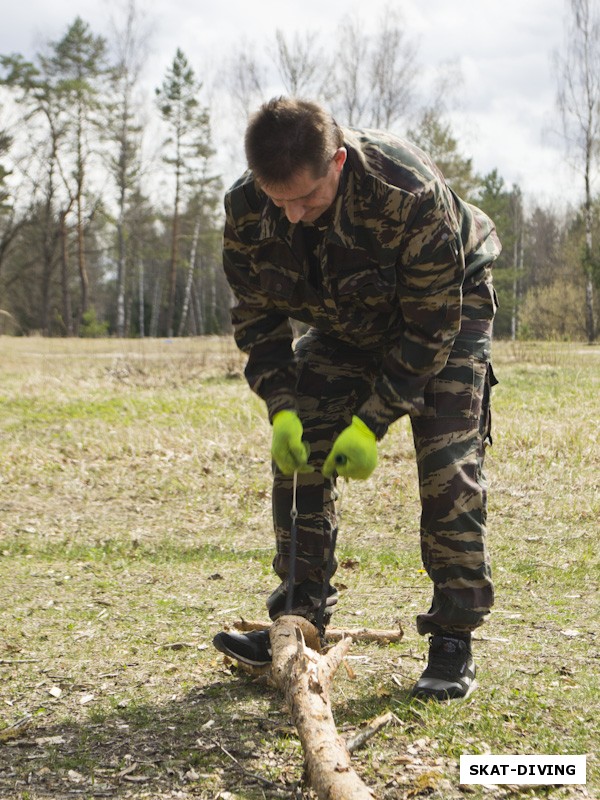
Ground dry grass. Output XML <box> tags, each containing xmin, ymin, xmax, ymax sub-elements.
<box><xmin>0</xmin><ymin>335</ymin><xmax>598</xmax><ymax>800</ymax></box>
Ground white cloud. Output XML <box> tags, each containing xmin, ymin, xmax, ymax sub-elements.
<box><xmin>0</xmin><ymin>0</ymin><xmax>589</xmax><ymax>208</ymax></box>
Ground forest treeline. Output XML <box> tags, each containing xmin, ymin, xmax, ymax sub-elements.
<box><xmin>0</xmin><ymin>2</ymin><xmax>599</xmax><ymax>341</ymax></box>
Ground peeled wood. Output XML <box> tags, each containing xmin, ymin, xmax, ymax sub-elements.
<box><xmin>346</xmin><ymin>711</ymin><xmax>395</xmax><ymax>753</ymax></box>
<box><xmin>269</xmin><ymin>615</ymin><xmax>375</xmax><ymax>800</ymax></box>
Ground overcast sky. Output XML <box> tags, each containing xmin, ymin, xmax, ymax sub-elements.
<box><xmin>1</xmin><ymin>0</ymin><xmax>587</xmax><ymax>209</ymax></box>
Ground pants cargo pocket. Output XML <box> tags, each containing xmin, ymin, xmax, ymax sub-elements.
<box><xmin>421</xmin><ymin>331</ymin><xmax>491</xmax><ymax>422</ymax></box>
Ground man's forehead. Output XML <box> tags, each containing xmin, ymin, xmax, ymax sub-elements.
<box><xmin>259</xmin><ymin>168</ymin><xmax>323</xmax><ymax>202</ymax></box>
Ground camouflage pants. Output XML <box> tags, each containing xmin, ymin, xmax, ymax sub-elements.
<box><xmin>271</xmin><ymin>280</ymin><xmax>497</xmax><ymax>635</ymax></box>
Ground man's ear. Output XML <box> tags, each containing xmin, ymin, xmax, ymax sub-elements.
<box><xmin>333</xmin><ymin>147</ymin><xmax>347</xmax><ymax>173</ymax></box>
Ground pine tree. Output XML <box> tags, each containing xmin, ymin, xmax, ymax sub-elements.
<box><xmin>476</xmin><ymin>171</ymin><xmax>524</xmax><ymax>339</ymax></box>
<box><xmin>41</xmin><ymin>17</ymin><xmax>109</xmax><ymax>327</ymax></box>
<box><xmin>156</xmin><ymin>49</ymin><xmax>214</xmax><ymax>338</ymax></box>
<box><xmin>408</xmin><ymin>109</ymin><xmax>481</xmax><ymax>201</ymax></box>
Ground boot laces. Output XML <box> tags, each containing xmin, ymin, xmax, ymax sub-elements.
<box><xmin>424</xmin><ymin>636</ymin><xmax>469</xmax><ymax>680</ymax></box>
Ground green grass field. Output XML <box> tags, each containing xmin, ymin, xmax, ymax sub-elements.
<box><xmin>0</xmin><ymin>336</ymin><xmax>598</xmax><ymax>800</ymax></box>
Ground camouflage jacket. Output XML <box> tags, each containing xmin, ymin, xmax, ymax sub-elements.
<box><xmin>222</xmin><ymin>127</ymin><xmax>501</xmax><ymax>437</ymax></box>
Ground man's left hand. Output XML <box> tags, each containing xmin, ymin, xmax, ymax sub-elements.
<box><xmin>323</xmin><ymin>416</ymin><xmax>378</xmax><ymax>480</ymax></box>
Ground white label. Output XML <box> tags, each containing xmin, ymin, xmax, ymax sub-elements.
<box><xmin>460</xmin><ymin>755</ymin><xmax>586</xmax><ymax>785</ymax></box>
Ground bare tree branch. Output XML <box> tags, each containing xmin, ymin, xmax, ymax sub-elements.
<box><xmin>271</xmin><ymin>29</ymin><xmax>326</xmax><ymax>98</ymax></box>
<box><xmin>555</xmin><ymin>0</ymin><xmax>600</xmax><ymax>341</ymax></box>
<box><xmin>368</xmin><ymin>6</ymin><xmax>418</xmax><ymax>130</ymax></box>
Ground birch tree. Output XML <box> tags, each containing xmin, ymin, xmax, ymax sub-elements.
<box><xmin>330</xmin><ymin>16</ymin><xmax>371</xmax><ymax>126</ymax></box>
<box><xmin>0</xmin><ymin>125</ymin><xmax>16</xmax><ymax>276</ymax></box>
<box><xmin>226</xmin><ymin>42</ymin><xmax>265</xmax><ymax>120</ymax></box>
<box><xmin>105</xmin><ymin>0</ymin><xmax>149</xmax><ymax>337</ymax></box>
<box><xmin>555</xmin><ymin>0</ymin><xmax>600</xmax><ymax>341</ymax></box>
<box><xmin>368</xmin><ymin>7</ymin><xmax>417</xmax><ymax>129</ymax></box>
<box><xmin>177</xmin><ymin>161</ymin><xmax>221</xmax><ymax>337</ymax></box>
<box><xmin>509</xmin><ymin>186</ymin><xmax>524</xmax><ymax>340</ymax></box>
<box><xmin>329</xmin><ymin>8</ymin><xmax>418</xmax><ymax>130</ymax></box>
<box><xmin>272</xmin><ymin>29</ymin><xmax>326</xmax><ymax>98</ymax></box>
<box><xmin>0</xmin><ymin>129</ymin><xmax>9</xmax><ymax>217</ymax></box>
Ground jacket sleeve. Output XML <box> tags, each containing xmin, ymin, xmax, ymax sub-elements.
<box><xmin>357</xmin><ymin>182</ymin><xmax>464</xmax><ymax>438</ymax></box>
<box><xmin>222</xmin><ymin>193</ymin><xmax>298</xmax><ymax>421</ymax></box>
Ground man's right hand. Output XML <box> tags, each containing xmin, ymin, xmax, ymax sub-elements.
<box><xmin>271</xmin><ymin>410</ymin><xmax>313</xmax><ymax>475</ymax></box>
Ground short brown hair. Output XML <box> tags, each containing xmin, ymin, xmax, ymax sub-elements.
<box><xmin>244</xmin><ymin>97</ymin><xmax>343</xmax><ymax>187</ymax></box>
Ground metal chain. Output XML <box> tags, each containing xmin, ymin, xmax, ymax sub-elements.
<box><xmin>291</xmin><ymin>469</ymin><xmax>299</xmax><ymax>521</ymax></box>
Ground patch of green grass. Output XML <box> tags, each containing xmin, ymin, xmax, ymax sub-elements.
<box><xmin>0</xmin><ymin>337</ymin><xmax>598</xmax><ymax>800</ymax></box>
<box><xmin>0</xmin><ymin>537</ymin><xmax>274</xmax><ymax>568</ymax></box>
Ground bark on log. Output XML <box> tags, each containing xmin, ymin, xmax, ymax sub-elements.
<box><xmin>346</xmin><ymin>711</ymin><xmax>395</xmax><ymax>753</ymax></box>
<box><xmin>235</xmin><ymin>618</ymin><xmax>403</xmax><ymax>644</ymax></box>
<box><xmin>269</xmin><ymin>615</ymin><xmax>376</xmax><ymax>800</ymax></box>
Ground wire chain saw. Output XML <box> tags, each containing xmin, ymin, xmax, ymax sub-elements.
<box><xmin>285</xmin><ymin>469</ymin><xmax>346</xmax><ymax>638</ymax></box>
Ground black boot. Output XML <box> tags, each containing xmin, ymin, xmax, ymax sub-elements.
<box><xmin>266</xmin><ymin>578</ymin><xmax>339</xmax><ymax>626</ymax></box>
<box><xmin>411</xmin><ymin>634</ymin><xmax>477</xmax><ymax>700</ymax></box>
<box><xmin>212</xmin><ymin>630</ymin><xmax>272</xmax><ymax>667</ymax></box>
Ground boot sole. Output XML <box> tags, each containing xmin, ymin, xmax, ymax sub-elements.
<box><xmin>411</xmin><ymin>678</ymin><xmax>478</xmax><ymax>701</ymax></box>
<box><xmin>212</xmin><ymin>634</ymin><xmax>272</xmax><ymax>667</ymax></box>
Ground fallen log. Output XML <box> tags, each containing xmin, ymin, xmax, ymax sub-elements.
<box><xmin>269</xmin><ymin>615</ymin><xmax>375</xmax><ymax>800</ymax></box>
<box><xmin>235</xmin><ymin>617</ymin><xmax>403</xmax><ymax>644</ymax></box>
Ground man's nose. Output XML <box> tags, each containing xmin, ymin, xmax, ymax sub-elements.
<box><xmin>283</xmin><ymin>201</ymin><xmax>305</xmax><ymax>223</ymax></box>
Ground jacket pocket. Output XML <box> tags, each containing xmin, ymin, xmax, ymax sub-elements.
<box><xmin>337</xmin><ymin>265</ymin><xmax>397</xmax><ymax>312</ymax></box>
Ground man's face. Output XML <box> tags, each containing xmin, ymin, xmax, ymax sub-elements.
<box><xmin>260</xmin><ymin>148</ymin><xmax>347</xmax><ymax>224</ymax></box>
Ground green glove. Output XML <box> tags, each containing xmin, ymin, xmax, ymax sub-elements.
<box><xmin>323</xmin><ymin>416</ymin><xmax>378</xmax><ymax>480</ymax></box>
<box><xmin>271</xmin><ymin>410</ymin><xmax>313</xmax><ymax>475</ymax></box>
